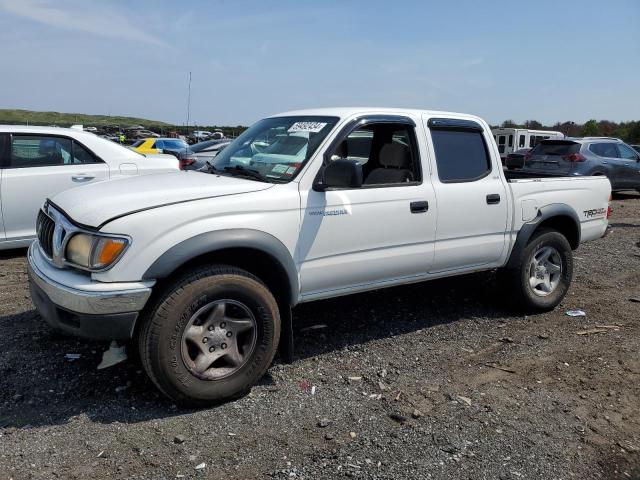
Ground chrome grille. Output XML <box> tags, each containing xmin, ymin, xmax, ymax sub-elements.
<box><xmin>37</xmin><ymin>209</ymin><xmax>55</xmax><ymax>258</ymax></box>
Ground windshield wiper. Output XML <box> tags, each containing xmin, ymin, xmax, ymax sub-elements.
<box><xmin>222</xmin><ymin>165</ymin><xmax>268</xmax><ymax>182</ymax></box>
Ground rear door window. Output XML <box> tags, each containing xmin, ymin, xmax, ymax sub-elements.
<box><xmin>431</xmin><ymin>129</ymin><xmax>491</xmax><ymax>183</ymax></box>
<box><xmin>0</xmin><ymin>133</ymin><xmax>7</xmax><ymax>165</ymax></box>
<box><xmin>72</xmin><ymin>141</ymin><xmax>101</xmax><ymax>164</ymax></box>
<box><xmin>9</xmin><ymin>135</ymin><xmax>73</xmax><ymax>168</ymax></box>
<box><xmin>519</xmin><ymin>135</ymin><xmax>526</xmax><ymax>147</ymax></box>
<box><xmin>589</xmin><ymin>143</ymin><xmax>619</xmax><ymax>158</ymax></box>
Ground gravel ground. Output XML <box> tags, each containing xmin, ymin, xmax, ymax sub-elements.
<box><xmin>0</xmin><ymin>194</ymin><xmax>639</xmax><ymax>480</ymax></box>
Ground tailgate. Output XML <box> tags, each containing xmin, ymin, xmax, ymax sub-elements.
<box><xmin>524</xmin><ymin>140</ymin><xmax>581</xmax><ymax>173</ymax></box>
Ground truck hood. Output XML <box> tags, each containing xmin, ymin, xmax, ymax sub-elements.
<box><xmin>49</xmin><ymin>171</ymin><xmax>273</xmax><ymax>228</ymax></box>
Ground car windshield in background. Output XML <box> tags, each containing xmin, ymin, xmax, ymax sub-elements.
<box><xmin>211</xmin><ymin>116</ymin><xmax>339</xmax><ymax>182</ymax></box>
<box><xmin>162</xmin><ymin>140</ymin><xmax>189</xmax><ymax>150</ymax></box>
<box><xmin>531</xmin><ymin>141</ymin><xmax>580</xmax><ymax>156</ymax></box>
<box><xmin>191</xmin><ymin>139</ymin><xmax>227</xmax><ymax>152</ymax></box>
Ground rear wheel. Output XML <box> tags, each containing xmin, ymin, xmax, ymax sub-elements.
<box><xmin>138</xmin><ymin>265</ymin><xmax>280</xmax><ymax>407</ymax></box>
<box><xmin>501</xmin><ymin>229</ymin><xmax>573</xmax><ymax>312</ymax></box>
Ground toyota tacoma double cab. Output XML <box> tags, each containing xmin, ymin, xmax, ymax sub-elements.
<box><xmin>28</xmin><ymin>108</ymin><xmax>612</xmax><ymax>406</ymax></box>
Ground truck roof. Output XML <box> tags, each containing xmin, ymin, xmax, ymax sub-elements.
<box><xmin>269</xmin><ymin>107</ymin><xmax>486</xmax><ymax>124</ymax></box>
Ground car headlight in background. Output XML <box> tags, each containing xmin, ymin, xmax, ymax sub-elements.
<box><xmin>65</xmin><ymin>233</ymin><xmax>129</xmax><ymax>270</ymax></box>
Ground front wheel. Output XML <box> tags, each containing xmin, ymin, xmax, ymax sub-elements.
<box><xmin>501</xmin><ymin>229</ymin><xmax>573</xmax><ymax>312</ymax></box>
<box><xmin>138</xmin><ymin>265</ymin><xmax>280</xmax><ymax>407</ymax></box>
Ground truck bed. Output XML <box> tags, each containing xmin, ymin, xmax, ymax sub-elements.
<box><xmin>504</xmin><ymin>169</ymin><xmax>575</xmax><ymax>182</ymax></box>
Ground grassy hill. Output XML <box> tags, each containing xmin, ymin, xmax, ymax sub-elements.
<box><xmin>0</xmin><ymin>109</ymin><xmax>172</xmax><ymax>130</ymax></box>
<box><xmin>0</xmin><ymin>109</ymin><xmax>247</xmax><ymax>137</ymax></box>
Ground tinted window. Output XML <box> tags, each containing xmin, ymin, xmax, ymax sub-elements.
<box><xmin>498</xmin><ymin>135</ymin><xmax>505</xmax><ymax>145</ymax></box>
<box><xmin>508</xmin><ymin>134</ymin><xmax>513</xmax><ymax>147</ymax></box>
<box><xmin>162</xmin><ymin>139</ymin><xmax>189</xmax><ymax>150</ymax></box>
<box><xmin>530</xmin><ymin>141</ymin><xmax>580</xmax><ymax>156</ymax></box>
<box><xmin>10</xmin><ymin>135</ymin><xmax>73</xmax><ymax>168</ymax></box>
<box><xmin>617</xmin><ymin>144</ymin><xmax>639</xmax><ymax>160</ymax></box>
<box><xmin>519</xmin><ymin>135</ymin><xmax>525</xmax><ymax>147</ymax></box>
<box><xmin>0</xmin><ymin>134</ymin><xmax>6</xmax><ymax>161</ymax></box>
<box><xmin>72</xmin><ymin>141</ymin><xmax>98</xmax><ymax>164</ymax></box>
<box><xmin>589</xmin><ymin>143</ymin><xmax>619</xmax><ymax>158</ymax></box>
<box><xmin>431</xmin><ymin>130</ymin><xmax>491</xmax><ymax>182</ymax></box>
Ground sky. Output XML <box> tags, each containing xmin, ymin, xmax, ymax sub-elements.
<box><xmin>0</xmin><ymin>0</ymin><xmax>638</xmax><ymax>127</ymax></box>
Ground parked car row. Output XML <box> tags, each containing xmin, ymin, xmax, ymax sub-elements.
<box><xmin>130</xmin><ymin>137</ymin><xmax>231</xmax><ymax>171</ymax></box>
<box><xmin>187</xmin><ymin>130</ymin><xmax>225</xmax><ymax>144</ymax></box>
<box><xmin>492</xmin><ymin>128</ymin><xmax>564</xmax><ymax>164</ymax></box>
<box><xmin>506</xmin><ymin>137</ymin><xmax>640</xmax><ymax>192</ymax></box>
<box><xmin>130</xmin><ymin>137</ymin><xmax>199</xmax><ymax>170</ymax></box>
<box><xmin>190</xmin><ymin>138</ymin><xmax>232</xmax><ymax>170</ymax></box>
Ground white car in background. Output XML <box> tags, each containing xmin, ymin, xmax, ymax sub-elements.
<box><xmin>0</xmin><ymin>126</ymin><xmax>179</xmax><ymax>249</ymax></box>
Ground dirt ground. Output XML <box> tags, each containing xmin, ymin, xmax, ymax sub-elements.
<box><xmin>0</xmin><ymin>194</ymin><xmax>638</xmax><ymax>480</ymax></box>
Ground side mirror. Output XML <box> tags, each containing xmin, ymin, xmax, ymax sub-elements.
<box><xmin>314</xmin><ymin>159</ymin><xmax>363</xmax><ymax>191</ymax></box>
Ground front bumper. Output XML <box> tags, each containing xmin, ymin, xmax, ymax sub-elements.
<box><xmin>27</xmin><ymin>243</ymin><xmax>153</xmax><ymax>340</ymax></box>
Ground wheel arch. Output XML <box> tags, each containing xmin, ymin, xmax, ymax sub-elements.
<box><xmin>506</xmin><ymin>203</ymin><xmax>580</xmax><ymax>269</ymax></box>
<box><xmin>143</xmin><ymin>229</ymin><xmax>299</xmax><ymax>307</ymax></box>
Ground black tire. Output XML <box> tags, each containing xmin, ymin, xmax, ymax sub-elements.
<box><xmin>138</xmin><ymin>265</ymin><xmax>280</xmax><ymax>407</ymax></box>
<box><xmin>500</xmin><ymin>228</ymin><xmax>573</xmax><ymax>312</ymax></box>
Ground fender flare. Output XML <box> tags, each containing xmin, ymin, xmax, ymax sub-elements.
<box><xmin>142</xmin><ymin>229</ymin><xmax>299</xmax><ymax>305</ymax></box>
<box><xmin>505</xmin><ymin>203</ymin><xmax>580</xmax><ymax>269</ymax></box>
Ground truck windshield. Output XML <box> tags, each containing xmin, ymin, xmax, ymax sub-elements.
<box><xmin>211</xmin><ymin>116</ymin><xmax>339</xmax><ymax>182</ymax></box>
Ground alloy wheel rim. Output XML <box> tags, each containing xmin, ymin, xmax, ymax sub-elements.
<box><xmin>528</xmin><ymin>246</ymin><xmax>562</xmax><ymax>297</ymax></box>
<box><xmin>180</xmin><ymin>299</ymin><xmax>257</xmax><ymax>380</ymax></box>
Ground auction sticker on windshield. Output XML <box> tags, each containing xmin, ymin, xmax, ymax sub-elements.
<box><xmin>288</xmin><ymin>122</ymin><xmax>327</xmax><ymax>133</ymax></box>
<box><xmin>271</xmin><ymin>164</ymin><xmax>289</xmax><ymax>174</ymax></box>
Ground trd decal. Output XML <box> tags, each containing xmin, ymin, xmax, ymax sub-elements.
<box><xmin>583</xmin><ymin>208</ymin><xmax>607</xmax><ymax>218</ymax></box>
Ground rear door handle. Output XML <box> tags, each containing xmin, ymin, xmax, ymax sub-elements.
<box><xmin>486</xmin><ymin>194</ymin><xmax>501</xmax><ymax>204</ymax></box>
<box><xmin>72</xmin><ymin>174</ymin><xmax>95</xmax><ymax>182</ymax></box>
<box><xmin>410</xmin><ymin>201</ymin><xmax>429</xmax><ymax>213</ymax></box>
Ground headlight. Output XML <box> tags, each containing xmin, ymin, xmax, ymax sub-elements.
<box><xmin>65</xmin><ymin>233</ymin><xmax>129</xmax><ymax>270</ymax></box>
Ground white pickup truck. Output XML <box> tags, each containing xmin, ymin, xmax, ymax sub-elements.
<box><xmin>27</xmin><ymin>108</ymin><xmax>611</xmax><ymax>406</ymax></box>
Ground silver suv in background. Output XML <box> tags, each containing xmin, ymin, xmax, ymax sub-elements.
<box><xmin>508</xmin><ymin>137</ymin><xmax>640</xmax><ymax>192</ymax></box>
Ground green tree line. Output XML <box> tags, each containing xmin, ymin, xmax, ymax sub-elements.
<box><xmin>498</xmin><ymin>119</ymin><xmax>640</xmax><ymax>144</ymax></box>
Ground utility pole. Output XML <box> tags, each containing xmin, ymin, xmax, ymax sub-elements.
<box><xmin>186</xmin><ymin>72</ymin><xmax>192</xmax><ymax>135</ymax></box>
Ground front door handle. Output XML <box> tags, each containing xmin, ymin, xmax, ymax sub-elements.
<box><xmin>486</xmin><ymin>194</ymin><xmax>501</xmax><ymax>205</ymax></box>
<box><xmin>72</xmin><ymin>174</ymin><xmax>95</xmax><ymax>182</ymax></box>
<box><xmin>410</xmin><ymin>201</ymin><xmax>429</xmax><ymax>213</ymax></box>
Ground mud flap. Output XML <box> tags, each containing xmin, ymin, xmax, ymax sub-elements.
<box><xmin>278</xmin><ymin>304</ymin><xmax>294</xmax><ymax>364</ymax></box>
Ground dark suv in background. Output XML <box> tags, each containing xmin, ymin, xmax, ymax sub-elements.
<box><xmin>507</xmin><ymin>137</ymin><xmax>640</xmax><ymax>192</ymax></box>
